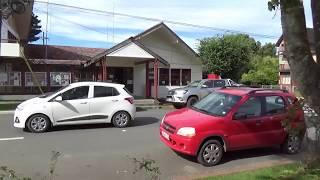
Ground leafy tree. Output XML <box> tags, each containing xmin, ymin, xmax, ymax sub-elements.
<box><xmin>241</xmin><ymin>56</ymin><xmax>279</xmax><ymax>85</ymax></box>
<box><xmin>28</xmin><ymin>13</ymin><xmax>42</xmax><ymax>42</ymax></box>
<box><xmin>268</xmin><ymin>0</ymin><xmax>320</xmax><ymax>115</ymax></box>
<box><xmin>198</xmin><ymin>34</ymin><xmax>258</xmax><ymax>81</ymax></box>
<box><xmin>257</xmin><ymin>42</ymin><xmax>277</xmax><ymax>57</ymax></box>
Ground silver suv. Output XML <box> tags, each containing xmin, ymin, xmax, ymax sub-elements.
<box><xmin>166</xmin><ymin>79</ymin><xmax>238</xmax><ymax>108</ymax></box>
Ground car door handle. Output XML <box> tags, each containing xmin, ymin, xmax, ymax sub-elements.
<box><xmin>80</xmin><ymin>102</ymin><xmax>88</xmax><ymax>104</ymax></box>
<box><xmin>112</xmin><ymin>100</ymin><xmax>119</xmax><ymax>102</ymax></box>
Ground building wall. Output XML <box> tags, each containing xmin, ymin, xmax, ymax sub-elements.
<box><xmin>139</xmin><ymin>30</ymin><xmax>202</xmax><ymax>82</ymax></box>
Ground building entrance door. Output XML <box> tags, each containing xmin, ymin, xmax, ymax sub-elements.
<box><xmin>107</xmin><ymin>67</ymin><xmax>133</xmax><ymax>93</ymax></box>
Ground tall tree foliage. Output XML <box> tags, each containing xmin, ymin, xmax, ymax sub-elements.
<box><xmin>198</xmin><ymin>34</ymin><xmax>258</xmax><ymax>81</ymax></box>
<box><xmin>28</xmin><ymin>13</ymin><xmax>42</xmax><ymax>42</ymax></box>
<box><xmin>268</xmin><ymin>0</ymin><xmax>320</xmax><ymax>115</ymax></box>
<box><xmin>241</xmin><ymin>56</ymin><xmax>279</xmax><ymax>85</ymax></box>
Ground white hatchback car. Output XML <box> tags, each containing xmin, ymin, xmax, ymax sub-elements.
<box><xmin>14</xmin><ymin>82</ymin><xmax>136</xmax><ymax>133</ymax></box>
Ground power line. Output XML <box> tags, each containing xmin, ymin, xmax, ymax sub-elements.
<box><xmin>34</xmin><ymin>8</ymin><xmax>108</xmax><ymax>36</ymax></box>
<box><xmin>34</xmin><ymin>1</ymin><xmax>278</xmax><ymax>39</ymax></box>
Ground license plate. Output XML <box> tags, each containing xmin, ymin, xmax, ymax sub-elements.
<box><xmin>161</xmin><ymin>131</ymin><xmax>170</xmax><ymax>140</ymax></box>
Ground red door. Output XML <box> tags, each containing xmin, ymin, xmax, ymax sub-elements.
<box><xmin>227</xmin><ymin>96</ymin><xmax>265</xmax><ymax>150</ymax></box>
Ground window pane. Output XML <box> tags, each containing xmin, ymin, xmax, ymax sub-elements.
<box><xmin>159</xmin><ymin>68</ymin><xmax>169</xmax><ymax>86</ymax></box>
<box><xmin>203</xmin><ymin>80</ymin><xmax>213</xmax><ymax>88</ymax></box>
<box><xmin>62</xmin><ymin>86</ymin><xmax>89</xmax><ymax>100</ymax></box>
<box><xmin>25</xmin><ymin>72</ymin><xmax>47</xmax><ymax>86</ymax></box>
<box><xmin>193</xmin><ymin>92</ymin><xmax>241</xmax><ymax>116</ymax></box>
<box><xmin>265</xmin><ymin>96</ymin><xmax>285</xmax><ymax>115</ymax></box>
<box><xmin>237</xmin><ymin>97</ymin><xmax>262</xmax><ymax>118</ymax></box>
<box><xmin>0</xmin><ymin>72</ymin><xmax>21</xmax><ymax>86</ymax></box>
<box><xmin>171</xmin><ymin>69</ymin><xmax>181</xmax><ymax>86</ymax></box>
<box><xmin>213</xmin><ymin>80</ymin><xmax>226</xmax><ymax>87</ymax></box>
<box><xmin>94</xmin><ymin>86</ymin><xmax>119</xmax><ymax>97</ymax></box>
<box><xmin>50</xmin><ymin>72</ymin><xmax>71</xmax><ymax>86</ymax></box>
<box><xmin>181</xmin><ymin>69</ymin><xmax>191</xmax><ymax>85</ymax></box>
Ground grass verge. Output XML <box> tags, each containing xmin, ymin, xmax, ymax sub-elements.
<box><xmin>0</xmin><ymin>103</ymin><xmax>19</xmax><ymax>111</ymax></box>
<box><xmin>201</xmin><ymin>162</ymin><xmax>320</xmax><ymax>180</ymax></box>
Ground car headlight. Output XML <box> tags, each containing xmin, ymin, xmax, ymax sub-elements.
<box><xmin>183</xmin><ymin>90</ymin><xmax>189</xmax><ymax>94</ymax></box>
<box><xmin>177</xmin><ymin>127</ymin><xmax>196</xmax><ymax>137</ymax></box>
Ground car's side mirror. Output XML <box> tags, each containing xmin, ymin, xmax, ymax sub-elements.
<box><xmin>233</xmin><ymin>112</ymin><xmax>247</xmax><ymax>120</ymax></box>
<box><xmin>54</xmin><ymin>96</ymin><xmax>63</xmax><ymax>102</ymax></box>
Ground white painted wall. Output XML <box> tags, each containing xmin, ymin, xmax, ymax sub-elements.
<box><xmin>133</xmin><ymin>63</ymin><xmax>146</xmax><ymax>97</ymax></box>
<box><xmin>139</xmin><ymin>30</ymin><xmax>202</xmax><ymax>85</ymax></box>
<box><xmin>108</xmin><ymin>42</ymin><xmax>154</xmax><ymax>58</ymax></box>
<box><xmin>0</xmin><ymin>43</ymin><xmax>20</xmax><ymax>57</ymax></box>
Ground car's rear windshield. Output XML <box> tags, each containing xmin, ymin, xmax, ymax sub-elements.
<box><xmin>192</xmin><ymin>92</ymin><xmax>242</xmax><ymax>117</ymax></box>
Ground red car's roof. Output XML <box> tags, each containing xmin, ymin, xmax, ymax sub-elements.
<box><xmin>216</xmin><ymin>88</ymin><xmax>295</xmax><ymax>97</ymax></box>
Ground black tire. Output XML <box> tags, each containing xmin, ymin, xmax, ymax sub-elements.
<box><xmin>197</xmin><ymin>139</ymin><xmax>223</xmax><ymax>166</ymax></box>
<box><xmin>173</xmin><ymin>104</ymin><xmax>185</xmax><ymax>109</ymax></box>
<box><xmin>26</xmin><ymin>114</ymin><xmax>51</xmax><ymax>133</ymax></box>
<box><xmin>187</xmin><ymin>96</ymin><xmax>198</xmax><ymax>107</ymax></box>
<box><xmin>112</xmin><ymin>111</ymin><xmax>131</xmax><ymax>128</ymax></box>
<box><xmin>281</xmin><ymin>135</ymin><xmax>302</xmax><ymax>154</ymax></box>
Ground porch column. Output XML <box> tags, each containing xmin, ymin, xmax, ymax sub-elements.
<box><xmin>146</xmin><ymin>61</ymin><xmax>150</xmax><ymax>97</ymax></box>
<box><xmin>103</xmin><ymin>56</ymin><xmax>107</xmax><ymax>81</ymax></box>
<box><xmin>153</xmin><ymin>59</ymin><xmax>159</xmax><ymax>99</ymax></box>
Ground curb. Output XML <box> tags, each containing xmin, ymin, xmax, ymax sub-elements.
<box><xmin>0</xmin><ymin>111</ymin><xmax>14</xmax><ymax>114</ymax></box>
<box><xmin>173</xmin><ymin>159</ymin><xmax>297</xmax><ymax>180</ymax></box>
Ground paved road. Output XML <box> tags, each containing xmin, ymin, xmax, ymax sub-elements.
<box><xmin>0</xmin><ymin>109</ymin><xmax>303</xmax><ymax>180</ymax></box>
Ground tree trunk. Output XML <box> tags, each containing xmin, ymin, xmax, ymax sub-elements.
<box><xmin>311</xmin><ymin>0</ymin><xmax>320</xmax><ymax>60</ymax></box>
<box><xmin>280</xmin><ymin>0</ymin><xmax>320</xmax><ymax>115</ymax></box>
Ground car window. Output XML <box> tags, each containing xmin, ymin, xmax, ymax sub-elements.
<box><xmin>236</xmin><ymin>96</ymin><xmax>262</xmax><ymax>118</ymax></box>
<box><xmin>264</xmin><ymin>96</ymin><xmax>285</xmax><ymax>115</ymax></box>
<box><xmin>94</xmin><ymin>86</ymin><xmax>119</xmax><ymax>98</ymax></box>
<box><xmin>213</xmin><ymin>80</ymin><xmax>226</xmax><ymax>87</ymax></box>
<box><xmin>192</xmin><ymin>92</ymin><xmax>242</xmax><ymax>116</ymax></box>
<box><xmin>203</xmin><ymin>80</ymin><xmax>214</xmax><ymax>88</ymax></box>
<box><xmin>62</xmin><ymin>86</ymin><xmax>89</xmax><ymax>100</ymax></box>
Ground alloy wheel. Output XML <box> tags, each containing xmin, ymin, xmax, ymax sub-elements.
<box><xmin>30</xmin><ymin>116</ymin><xmax>47</xmax><ymax>132</ymax></box>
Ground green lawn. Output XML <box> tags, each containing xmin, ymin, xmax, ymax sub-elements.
<box><xmin>0</xmin><ymin>103</ymin><xmax>19</xmax><ymax>111</ymax></box>
<box><xmin>201</xmin><ymin>163</ymin><xmax>320</xmax><ymax>180</ymax></box>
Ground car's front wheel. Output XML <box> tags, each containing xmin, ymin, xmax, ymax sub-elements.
<box><xmin>281</xmin><ymin>135</ymin><xmax>303</xmax><ymax>154</ymax></box>
<box><xmin>197</xmin><ymin>139</ymin><xmax>223</xmax><ymax>166</ymax></box>
<box><xmin>26</xmin><ymin>114</ymin><xmax>51</xmax><ymax>133</ymax></box>
<box><xmin>112</xmin><ymin>111</ymin><xmax>131</xmax><ymax>128</ymax></box>
<box><xmin>187</xmin><ymin>96</ymin><xmax>198</xmax><ymax>107</ymax></box>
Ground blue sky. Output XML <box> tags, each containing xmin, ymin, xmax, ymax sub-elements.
<box><xmin>34</xmin><ymin>0</ymin><xmax>313</xmax><ymax>50</ymax></box>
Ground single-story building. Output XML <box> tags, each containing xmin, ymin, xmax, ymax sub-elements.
<box><xmin>84</xmin><ymin>22</ymin><xmax>202</xmax><ymax>98</ymax></box>
<box><xmin>1</xmin><ymin>22</ymin><xmax>202</xmax><ymax>99</ymax></box>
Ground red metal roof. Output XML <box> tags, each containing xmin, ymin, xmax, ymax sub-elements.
<box><xmin>25</xmin><ymin>44</ymin><xmax>106</xmax><ymax>64</ymax></box>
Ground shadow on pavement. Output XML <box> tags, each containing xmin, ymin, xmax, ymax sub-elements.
<box><xmin>175</xmin><ymin>146</ymin><xmax>303</xmax><ymax>166</ymax></box>
<box><xmin>130</xmin><ymin>117</ymin><xmax>159</xmax><ymax>127</ymax></box>
<box><xmin>26</xmin><ymin>117</ymin><xmax>160</xmax><ymax>132</ymax></box>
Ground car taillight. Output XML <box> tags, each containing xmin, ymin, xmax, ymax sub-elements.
<box><xmin>125</xmin><ymin>97</ymin><xmax>134</xmax><ymax>104</ymax></box>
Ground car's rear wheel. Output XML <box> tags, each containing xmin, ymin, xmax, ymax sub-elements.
<box><xmin>112</xmin><ymin>111</ymin><xmax>131</xmax><ymax>128</ymax></box>
<box><xmin>187</xmin><ymin>96</ymin><xmax>198</xmax><ymax>107</ymax></box>
<box><xmin>197</xmin><ymin>139</ymin><xmax>223</xmax><ymax>166</ymax></box>
<box><xmin>26</xmin><ymin>114</ymin><xmax>50</xmax><ymax>133</ymax></box>
<box><xmin>281</xmin><ymin>135</ymin><xmax>302</xmax><ymax>154</ymax></box>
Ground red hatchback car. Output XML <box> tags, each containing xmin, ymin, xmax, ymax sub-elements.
<box><xmin>160</xmin><ymin>87</ymin><xmax>305</xmax><ymax>166</ymax></box>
